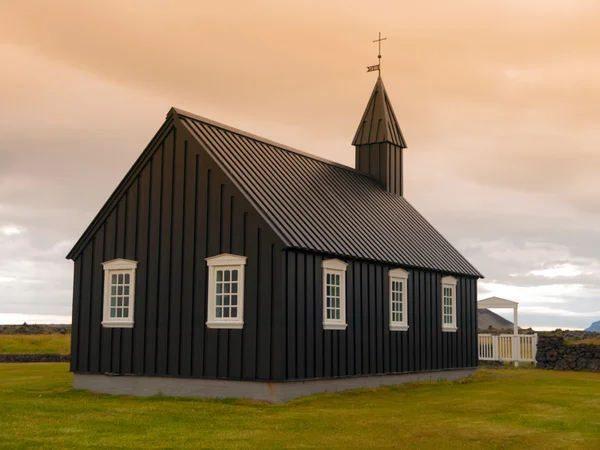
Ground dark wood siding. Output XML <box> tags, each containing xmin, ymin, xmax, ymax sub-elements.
<box><xmin>355</xmin><ymin>142</ymin><xmax>404</xmax><ymax>196</ymax></box>
<box><xmin>70</xmin><ymin>117</ymin><xmax>286</xmax><ymax>381</ymax></box>
<box><xmin>283</xmin><ymin>249</ymin><xmax>478</xmax><ymax>380</ymax></box>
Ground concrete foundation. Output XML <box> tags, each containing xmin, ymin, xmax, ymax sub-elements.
<box><xmin>73</xmin><ymin>368</ymin><xmax>475</xmax><ymax>403</ymax></box>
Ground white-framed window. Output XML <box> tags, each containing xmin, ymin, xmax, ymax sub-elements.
<box><xmin>389</xmin><ymin>268</ymin><xmax>409</xmax><ymax>331</ymax></box>
<box><xmin>206</xmin><ymin>253</ymin><xmax>247</xmax><ymax>329</ymax></box>
<box><xmin>441</xmin><ymin>276</ymin><xmax>457</xmax><ymax>332</ymax></box>
<box><xmin>322</xmin><ymin>259</ymin><xmax>348</xmax><ymax>330</ymax></box>
<box><xmin>102</xmin><ymin>259</ymin><xmax>137</xmax><ymax>328</ymax></box>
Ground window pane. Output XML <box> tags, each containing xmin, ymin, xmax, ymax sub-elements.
<box><xmin>117</xmin><ymin>309</ymin><xmax>122</xmax><ymax>318</ymax></box>
<box><xmin>124</xmin><ymin>297</ymin><xmax>129</xmax><ymax>307</ymax></box>
<box><xmin>326</xmin><ymin>273</ymin><xmax>331</xmax><ymax>283</ymax></box>
<box><xmin>216</xmin><ymin>295</ymin><xmax>222</xmax><ymax>306</ymax></box>
<box><xmin>117</xmin><ymin>297</ymin><xmax>122</xmax><ymax>306</ymax></box>
<box><xmin>118</xmin><ymin>274</ymin><xmax>124</xmax><ymax>284</ymax></box>
<box><xmin>224</xmin><ymin>284</ymin><xmax>230</xmax><ymax>294</ymax></box>
<box><xmin>224</xmin><ymin>295</ymin><xmax>230</xmax><ymax>306</ymax></box>
<box><xmin>110</xmin><ymin>297</ymin><xmax>116</xmax><ymax>307</ymax></box>
<box><xmin>118</xmin><ymin>286</ymin><xmax>123</xmax><ymax>295</ymax></box>
<box><xmin>231</xmin><ymin>307</ymin><xmax>237</xmax><ymax>317</ymax></box>
<box><xmin>224</xmin><ymin>309</ymin><xmax>230</xmax><ymax>318</ymax></box>
<box><xmin>123</xmin><ymin>309</ymin><xmax>129</xmax><ymax>318</ymax></box>
<box><xmin>110</xmin><ymin>308</ymin><xmax>116</xmax><ymax>318</ymax></box>
<box><xmin>232</xmin><ymin>270</ymin><xmax>238</xmax><ymax>281</ymax></box>
<box><xmin>111</xmin><ymin>274</ymin><xmax>117</xmax><ymax>284</ymax></box>
<box><xmin>224</xmin><ymin>271</ymin><xmax>230</xmax><ymax>282</ymax></box>
<box><xmin>327</xmin><ymin>310</ymin><xmax>331</xmax><ymax>319</ymax></box>
<box><xmin>111</xmin><ymin>286</ymin><xmax>116</xmax><ymax>295</ymax></box>
<box><xmin>125</xmin><ymin>273</ymin><xmax>130</xmax><ymax>284</ymax></box>
<box><xmin>231</xmin><ymin>295</ymin><xmax>237</xmax><ymax>306</ymax></box>
<box><xmin>232</xmin><ymin>283</ymin><xmax>238</xmax><ymax>293</ymax></box>
<box><xmin>217</xmin><ymin>283</ymin><xmax>222</xmax><ymax>293</ymax></box>
<box><xmin>217</xmin><ymin>270</ymin><xmax>223</xmax><ymax>281</ymax></box>
<box><xmin>124</xmin><ymin>286</ymin><xmax>130</xmax><ymax>295</ymax></box>
<box><xmin>336</xmin><ymin>310</ymin><xmax>340</xmax><ymax>320</ymax></box>
<box><xmin>216</xmin><ymin>308</ymin><xmax>222</xmax><ymax>318</ymax></box>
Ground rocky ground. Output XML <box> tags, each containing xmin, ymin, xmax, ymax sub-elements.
<box><xmin>0</xmin><ymin>324</ymin><xmax>71</xmax><ymax>335</ymax></box>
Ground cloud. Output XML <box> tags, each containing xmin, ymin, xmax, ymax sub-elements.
<box><xmin>0</xmin><ymin>226</ymin><xmax>25</xmax><ymax>236</ymax></box>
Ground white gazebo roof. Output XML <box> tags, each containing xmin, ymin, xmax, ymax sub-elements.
<box><xmin>477</xmin><ymin>297</ymin><xmax>519</xmax><ymax>310</ymax></box>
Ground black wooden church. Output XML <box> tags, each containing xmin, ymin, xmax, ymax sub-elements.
<box><xmin>67</xmin><ymin>74</ymin><xmax>482</xmax><ymax>402</ymax></box>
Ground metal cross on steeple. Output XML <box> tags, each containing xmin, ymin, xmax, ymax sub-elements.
<box><xmin>367</xmin><ymin>32</ymin><xmax>386</xmax><ymax>74</ymax></box>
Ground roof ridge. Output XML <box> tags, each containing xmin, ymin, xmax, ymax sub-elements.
<box><xmin>172</xmin><ymin>107</ymin><xmax>376</xmax><ymax>180</ymax></box>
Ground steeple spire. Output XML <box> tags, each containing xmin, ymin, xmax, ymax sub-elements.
<box><xmin>352</xmin><ymin>76</ymin><xmax>406</xmax><ymax>148</ymax></box>
<box><xmin>353</xmin><ymin>61</ymin><xmax>407</xmax><ymax>196</ymax></box>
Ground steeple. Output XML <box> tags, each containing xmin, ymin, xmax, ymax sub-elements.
<box><xmin>353</xmin><ymin>76</ymin><xmax>407</xmax><ymax>196</ymax></box>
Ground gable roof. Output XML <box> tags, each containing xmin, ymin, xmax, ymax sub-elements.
<box><xmin>176</xmin><ymin>108</ymin><xmax>482</xmax><ymax>278</ymax></box>
<box><xmin>352</xmin><ymin>76</ymin><xmax>406</xmax><ymax>148</ymax></box>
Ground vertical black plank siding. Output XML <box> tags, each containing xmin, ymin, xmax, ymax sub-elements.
<box><xmin>314</xmin><ymin>254</ymin><xmax>324</xmax><ymax>378</ymax></box>
<box><xmin>179</xmin><ymin>147</ymin><xmax>196</xmax><ymax>377</ymax></box>
<box><xmin>345</xmin><ymin>261</ymin><xmax>355</xmax><ymax>376</ymax></box>
<box><xmin>70</xmin><ymin>119</ymin><xmax>285</xmax><ymax>381</ymax></box>
<box><xmin>155</xmin><ymin>133</ymin><xmax>174</xmax><ymax>376</ymax></box>
<box><xmin>100</xmin><ymin>209</ymin><xmax>116</xmax><ymax>373</ymax></box>
<box><xmin>168</xmin><ymin>130</ymin><xmax>185</xmax><ymax>376</ymax></box>
<box><xmin>282</xmin><ymin>250</ymin><xmax>478</xmax><ymax>380</ymax></box>
<box><xmin>285</xmin><ymin>251</ymin><xmax>296</xmax><ymax>379</ymax></box>
<box><xmin>145</xmin><ymin>150</ymin><xmax>163</xmax><ymax>375</ymax></box>
<box><xmin>70</xmin><ymin>257</ymin><xmax>82</xmax><ymax>372</ymax></box>
<box><xmin>134</xmin><ymin>170</ymin><xmax>150</xmax><ymax>375</ymax></box>
<box><xmin>78</xmin><ymin>245</ymin><xmax>93</xmax><ymax>372</ymax></box>
<box><xmin>89</xmin><ymin>227</ymin><xmax>105</xmax><ymax>373</ymax></box>
<box><xmin>296</xmin><ymin>252</ymin><xmax>306</xmax><ymax>379</ymax></box>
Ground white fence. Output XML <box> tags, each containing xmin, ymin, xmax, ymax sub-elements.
<box><xmin>478</xmin><ymin>334</ymin><xmax>538</xmax><ymax>363</ymax></box>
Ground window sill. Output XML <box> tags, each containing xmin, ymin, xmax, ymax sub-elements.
<box><xmin>442</xmin><ymin>326</ymin><xmax>458</xmax><ymax>332</ymax></box>
<box><xmin>206</xmin><ymin>321</ymin><xmax>244</xmax><ymax>329</ymax></box>
<box><xmin>102</xmin><ymin>321</ymin><xmax>134</xmax><ymax>328</ymax></box>
<box><xmin>323</xmin><ymin>322</ymin><xmax>347</xmax><ymax>330</ymax></box>
<box><xmin>390</xmin><ymin>324</ymin><xmax>409</xmax><ymax>331</ymax></box>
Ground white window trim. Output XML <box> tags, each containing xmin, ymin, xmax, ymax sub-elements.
<box><xmin>206</xmin><ymin>253</ymin><xmax>247</xmax><ymax>329</ymax></box>
<box><xmin>441</xmin><ymin>275</ymin><xmax>458</xmax><ymax>332</ymax></box>
<box><xmin>322</xmin><ymin>258</ymin><xmax>348</xmax><ymax>330</ymax></box>
<box><xmin>102</xmin><ymin>259</ymin><xmax>137</xmax><ymax>328</ymax></box>
<box><xmin>389</xmin><ymin>268</ymin><xmax>409</xmax><ymax>331</ymax></box>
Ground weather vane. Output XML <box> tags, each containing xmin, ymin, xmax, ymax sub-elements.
<box><xmin>367</xmin><ymin>32</ymin><xmax>386</xmax><ymax>74</ymax></box>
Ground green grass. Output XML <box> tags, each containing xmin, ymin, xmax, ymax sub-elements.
<box><xmin>1</xmin><ymin>365</ymin><xmax>600</xmax><ymax>449</ymax></box>
<box><xmin>0</xmin><ymin>335</ymin><xmax>71</xmax><ymax>354</ymax></box>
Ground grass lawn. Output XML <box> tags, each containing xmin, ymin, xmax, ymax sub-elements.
<box><xmin>0</xmin><ymin>334</ymin><xmax>71</xmax><ymax>354</ymax></box>
<box><xmin>1</xmin><ymin>365</ymin><xmax>600</xmax><ymax>449</ymax></box>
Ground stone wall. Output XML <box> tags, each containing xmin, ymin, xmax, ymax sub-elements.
<box><xmin>536</xmin><ymin>335</ymin><xmax>600</xmax><ymax>372</ymax></box>
<box><xmin>0</xmin><ymin>354</ymin><xmax>70</xmax><ymax>363</ymax></box>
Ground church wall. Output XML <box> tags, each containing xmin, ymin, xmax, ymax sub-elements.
<box><xmin>282</xmin><ymin>249</ymin><xmax>478</xmax><ymax>380</ymax></box>
<box><xmin>70</xmin><ymin>117</ymin><xmax>287</xmax><ymax>381</ymax></box>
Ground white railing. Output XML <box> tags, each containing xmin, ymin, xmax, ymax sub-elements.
<box><xmin>478</xmin><ymin>334</ymin><xmax>538</xmax><ymax>363</ymax></box>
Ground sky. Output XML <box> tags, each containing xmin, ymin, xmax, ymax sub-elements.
<box><xmin>0</xmin><ymin>0</ymin><xmax>599</xmax><ymax>329</ymax></box>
